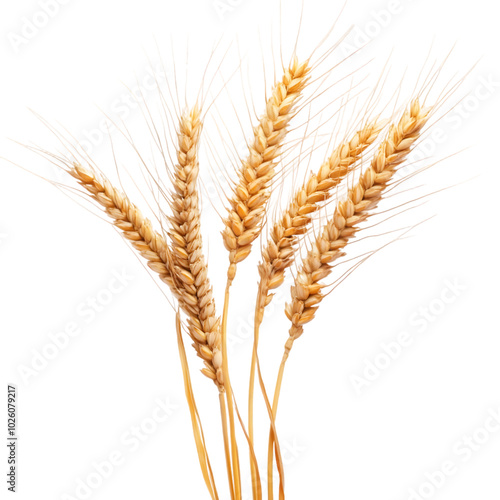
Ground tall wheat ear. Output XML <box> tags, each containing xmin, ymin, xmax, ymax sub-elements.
<box><xmin>168</xmin><ymin>106</ymin><xmax>245</xmax><ymax>499</ymax></box>
<box><xmin>222</xmin><ymin>56</ymin><xmax>311</xmax><ymax>283</ymax></box>
<box><xmin>168</xmin><ymin>106</ymin><xmax>224</xmax><ymax>388</ymax></box>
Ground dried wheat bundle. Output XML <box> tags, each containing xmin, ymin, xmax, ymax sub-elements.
<box><xmin>26</xmin><ymin>25</ymin><xmax>459</xmax><ymax>500</ymax></box>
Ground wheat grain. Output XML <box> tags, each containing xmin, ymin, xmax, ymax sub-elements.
<box><xmin>222</xmin><ymin>56</ymin><xmax>311</xmax><ymax>283</ymax></box>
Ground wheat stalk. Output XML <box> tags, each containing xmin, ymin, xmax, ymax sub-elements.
<box><xmin>168</xmin><ymin>107</ymin><xmax>237</xmax><ymax>497</ymax></box>
<box><xmin>222</xmin><ymin>56</ymin><xmax>311</xmax><ymax>283</ymax></box>
<box><xmin>218</xmin><ymin>57</ymin><xmax>312</xmax><ymax>500</ymax></box>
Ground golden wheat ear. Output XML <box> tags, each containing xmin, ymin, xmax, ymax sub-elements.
<box><xmin>222</xmin><ymin>56</ymin><xmax>311</xmax><ymax>283</ymax></box>
<box><xmin>69</xmin><ymin>163</ymin><xmax>175</xmax><ymax>288</ymax></box>
<box><xmin>167</xmin><ymin>105</ymin><xmax>224</xmax><ymax>388</ymax></box>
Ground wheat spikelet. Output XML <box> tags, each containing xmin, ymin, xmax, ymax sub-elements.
<box><xmin>256</xmin><ymin>120</ymin><xmax>384</xmax><ymax>321</ymax></box>
<box><xmin>284</xmin><ymin>99</ymin><xmax>430</xmax><ymax>352</ymax></box>
<box><xmin>222</xmin><ymin>56</ymin><xmax>311</xmax><ymax>282</ymax></box>
<box><xmin>69</xmin><ymin>163</ymin><xmax>175</xmax><ymax>288</ymax></box>
<box><xmin>168</xmin><ymin>106</ymin><xmax>223</xmax><ymax>387</ymax></box>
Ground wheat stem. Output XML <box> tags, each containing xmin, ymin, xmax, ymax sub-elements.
<box><xmin>219</xmin><ymin>392</ymin><xmax>236</xmax><ymax>500</ymax></box>
<box><xmin>221</xmin><ymin>280</ymin><xmax>242</xmax><ymax>499</ymax></box>
<box><xmin>176</xmin><ymin>312</ymin><xmax>219</xmax><ymax>500</ymax></box>
<box><xmin>267</xmin><ymin>353</ymin><xmax>287</xmax><ymax>500</ymax></box>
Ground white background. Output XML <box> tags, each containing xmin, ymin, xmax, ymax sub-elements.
<box><xmin>1</xmin><ymin>0</ymin><xmax>499</xmax><ymax>499</ymax></box>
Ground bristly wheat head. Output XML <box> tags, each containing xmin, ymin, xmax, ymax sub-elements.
<box><xmin>168</xmin><ymin>106</ymin><xmax>223</xmax><ymax>387</ymax></box>
<box><xmin>284</xmin><ymin>99</ymin><xmax>430</xmax><ymax>354</ymax></box>
<box><xmin>69</xmin><ymin>163</ymin><xmax>175</xmax><ymax>288</ymax></box>
<box><xmin>222</xmin><ymin>57</ymin><xmax>311</xmax><ymax>283</ymax></box>
<box><xmin>255</xmin><ymin>120</ymin><xmax>384</xmax><ymax>322</ymax></box>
